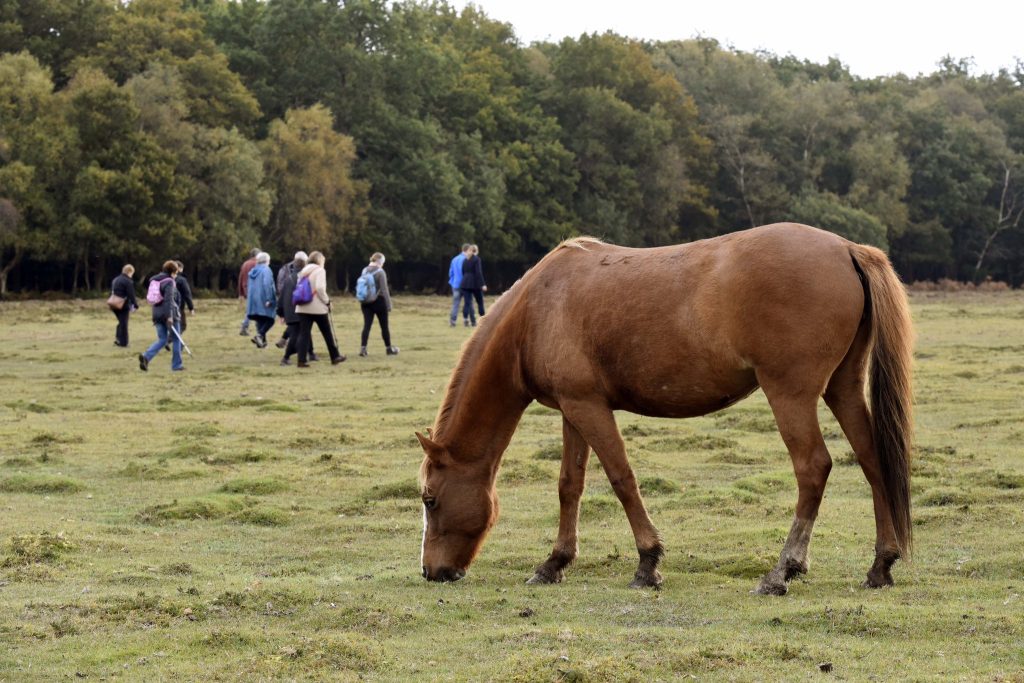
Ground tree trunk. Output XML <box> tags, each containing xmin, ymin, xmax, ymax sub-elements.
<box><xmin>0</xmin><ymin>248</ymin><xmax>22</xmax><ymax>295</ymax></box>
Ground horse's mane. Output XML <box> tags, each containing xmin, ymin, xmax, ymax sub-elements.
<box><xmin>431</xmin><ymin>237</ymin><xmax>603</xmax><ymax>440</ymax></box>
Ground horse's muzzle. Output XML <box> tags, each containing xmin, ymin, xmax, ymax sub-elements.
<box><xmin>423</xmin><ymin>566</ymin><xmax>465</xmax><ymax>582</ymax></box>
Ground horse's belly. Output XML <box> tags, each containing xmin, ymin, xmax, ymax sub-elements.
<box><xmin>610</xmin><ymin>368</ymin><xmax>759</xmax><ymax>419</ymax></box>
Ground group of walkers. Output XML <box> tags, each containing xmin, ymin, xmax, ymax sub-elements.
<box><xmin>448</xmin><ymin>243</ymin><xmax>487</xmax><ymax>327</ymax></box>
<box><xmin>236</xmin><ymin>248</ymin><xmax>399</xmax><ymax>367</ymax></box>
<box><xmin>109</xmin><ymin>243</ymin><xmax>486</xmax><ymax>372</ymax></box>
<box><xmin>109</xmin><ymin>259</ymin><xmax>196</xmax><ymax>372</ymax></box>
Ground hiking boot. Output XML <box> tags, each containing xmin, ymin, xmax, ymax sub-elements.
<box><xmin>239</xmin><ymin>325</ymin><xmax>249</xmax><ymax>336</ymax></box>
<box><xmin>172</xmin><ymin>367</ymin><xmax>185</xmax><ymax>372</ymax></box>
<box><xmin>309</xmin><ymin>353</ymin><xmax>319</xmax><ymax>362</ymax></box>
<box><xmin>449</xmin><ymin>320</ymin><xmax>456</xmax><ymax>327</ymax></box>
<box><xmin>386</xmin><ymin>346</ymin><xmax>400</xmax><ymax>355</ymax></box>
<box><xmin>359</xmin><ymin>346</ymin><xmax>368</xmax><ymax>357</ymax></box>
<box><xmin>331</xmin><ymin>355</ymin><xmax>346</xmax><ymax>365</ymax></box>
<box><xmin>280</xmin><ymin>358</ymin><xmax>291</xmax><ymax>366</ymax></box>
<box><xmin>275</xmin><ymin>336</ymin><xmax>288</xmax><ymax>349</ymax></box>
<box><xmin>297</xmin><ymin>361</ymin><xmax>310</xmax><ymax>368</ymax></box>
<box><xmin>138</xmin><ymin>354</ymin><xmax>148</xmax><ymax>372</ymax></box>
<box><xmin>464</xmin><ymin>320</ymin><xmax>470</xmax><ymax>327</ymax></box>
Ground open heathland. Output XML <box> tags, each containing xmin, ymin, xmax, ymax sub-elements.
<box><xmin>1</xmin><ymin>293</ymin><xmax>1023</xmax><ymax>681</ymax></box>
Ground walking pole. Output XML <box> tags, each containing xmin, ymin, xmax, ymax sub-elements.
<box><xmin>170</xmin><ymin>324</ymin><xmax>194</xmax><ymax>358</ymax></box>
<box><xmin>327</xmin><ymin>304</ymin><xmax>340</xmax><ymax>354</ymax></box>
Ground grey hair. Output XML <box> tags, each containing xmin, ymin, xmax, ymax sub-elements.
<box><xmin>256</xmin><ymin>252</ymin><xmax>270</xmax><ymax>264</ymax></box>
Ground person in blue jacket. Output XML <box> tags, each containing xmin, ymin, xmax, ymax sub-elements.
<box><xmin>246</xmin><ymin>252</ymin><xmax>277</xmax><ymax>348</ymax></box>
<box><xmin>448</xmin><ymin>243</ymin><xmax>471</xmax><ymax>327</ymax></box>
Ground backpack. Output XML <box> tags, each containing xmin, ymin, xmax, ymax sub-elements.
<box><xmin>146</xmin><ymin>278</ymin><xmax>165</xmax><ymax>305</ymax></box>
<box><xmin>292</xmin><ymin>276</ymin><xmax>313</xmax><ymax>305</ymax></box>
<box><xmin>355</xmin><ymin>270</ymin><xmax>378</xmax><ymax>303</ymax></box>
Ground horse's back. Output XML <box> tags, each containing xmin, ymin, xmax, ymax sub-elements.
<box><xmin>519</xmin><ymin>224</ymin><xmax>867</xmax><ymax>416</ymax></box>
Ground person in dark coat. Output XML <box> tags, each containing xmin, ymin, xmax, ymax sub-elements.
<box><xmin>110</xmin><ymin>264</ymin><xmax>138</xmax><ymax>347</ymax></box>
<box><xmin>358</xmin><ymin>252</ymin><xmax>398</xmax><ymax>357</ymax></box>
<box><xmin>277</xmin><ymin>252</ymin><xmax>316</xmax><ymax>365</ymax></box>
<box><xmin>173</xmin><ymin>261</ymin><xmax>195</xmax><ymax>334</ymax></box>
<box><xmin>274</xmin><ymin>251</ymin><xmax>307</xmax><ymax>349</ymax></box>
<box><xmin>138</xmin><ymin>261</ymin><xmax>183</xmax><ymax>372</ymax></box>
<box><xmin>459</xmin><ymin>244</ymin><xmax>487</xmax><ymax>326</ymax></box>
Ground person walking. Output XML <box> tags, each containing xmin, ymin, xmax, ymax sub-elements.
<box><xmin>110</xmin><ymin>264</ymin><xmax>138</xmax><ymax>347</ymax></box>
<box><xmin>460</xmin><ymin>244</ymin><xmax>487</xmax><ymax>326</ymax></box>
<box><xmin>237</xmin><ymin>247</ymin><xmax>259</xmax><ymax>336</ymax></box>
<box><xmin>173</xmin><ymin>260</ymin><xmax>195</xmax><ymax>334</ymax></box>
<box><xmin>277</xmin><ymin>252</ymin><xmax>316</xmax><ymax>365</ymax></box>
<box><xmin>138</xmin><ymin>261</ymin><xmax>183</xmax><ymax>372</ymax></box>
<box><xmin>274</xmin><ymin>251</ymin><xmax>307</xmax><ymax>349</ymax></box>
<box><xmin>294</xmin><ymin>251</ymin><xmax>345</xmax><ymax>367</ymax></box>
<box><xmin>448</xmin><ymin>243</ymin><xmax>471</xmax><ymax>327</ymax></box>
<box><xmin>246</xmin><ymin>252</ymin><xmax>277</xmax><ymax>348</ymax></box>
<box><xmin>358</xmin><ymin>252</ymin><xmax>398</xmax><ymax>357</ymax></box>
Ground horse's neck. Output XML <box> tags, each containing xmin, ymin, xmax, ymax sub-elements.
<box><xmin>434</xmin><ymin>334</ymin><xmax>529</xmax><ymax>474</ymax></box>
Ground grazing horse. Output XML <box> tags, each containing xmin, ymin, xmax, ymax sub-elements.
<box><xmin>417</xmin><ymin>223</ymin><xmax>913</xmax><ymax>595</ymax></box>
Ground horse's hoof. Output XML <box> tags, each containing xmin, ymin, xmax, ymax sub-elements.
<box><xmin>628</xmin><ymin>570</ymin><xmax>663</xmax><ymax>589</ymax></box>
<box><xmin>862</xmin><ymin>571</ymin><xmax>894</xmax><ymax>589</ymax></box>
<box><xmin>753</xmin><ymin>578</ymin><xmax>789</xmax><ymax>596</ymax></box>
<box><xmin>526</xmin><ymin>569</ymin><xmax>563</xmax><ymax>585</ymax></box>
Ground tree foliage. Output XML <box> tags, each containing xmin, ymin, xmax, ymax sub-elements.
<box><xmin>2</xmin><ymin>0</ymin><xmax>1024</xmax><ymax>292</ymax></box>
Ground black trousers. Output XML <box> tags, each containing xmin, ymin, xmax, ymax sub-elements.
<box><xmin>282</xmin><ymin>320</ymin><xmax>314</xmax><ymax>359</ymax></box>
<box><xmin>297</xmin><ymin>313</ymin><xmax>340</xmax><ymax>363</ymax></box>
<box><xmin>360</xmin><ymin>298</ymin><xmax>391</xmax><ymax>347</ymax></box>
<box><xmin>460</xmin><ymin>288</ymin><xmax>484</xmax><ymax>321</ymax></box>
<box><xmin>113</xmin><ymin>306</ymin><xmax>131</xmax><ymax>346</ymax></box>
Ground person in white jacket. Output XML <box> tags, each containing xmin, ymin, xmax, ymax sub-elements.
<box><xmin>294</xmin><ymin>251</ymin><xmax>345</xmax><ymax>367</ymax></box>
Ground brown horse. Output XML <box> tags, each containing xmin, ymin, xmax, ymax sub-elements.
<box><xmin>417</xmin><ymin>223</ymin><xmax>913</xmax><ymax>595</ymax></box>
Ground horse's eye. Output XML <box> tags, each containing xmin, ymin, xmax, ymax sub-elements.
<box><xmin>423</xmin><ymin>496</ymin><xmax>437</xmax><ymax>511</ymax></box>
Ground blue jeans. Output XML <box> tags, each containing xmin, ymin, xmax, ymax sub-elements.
<box><xmin>449</xmin><ymin>289</ymin><xmax>467</xmax><ymax>323</ymax></box>
<box><xmin>144</xmin><ymin>320</ymin><xmax>183</xmax><ymax>370</ymax></box>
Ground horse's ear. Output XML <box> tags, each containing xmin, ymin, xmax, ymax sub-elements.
<box><xmin>415</xmin><ymin>431</ymin><xmax>448</xmax><ymax>465</ymax></box>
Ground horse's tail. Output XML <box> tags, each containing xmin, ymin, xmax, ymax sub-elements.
<box><xmin>849</xmin><ymin>244</ymin><xmax>915</xmax><ymax>559</ymax></box>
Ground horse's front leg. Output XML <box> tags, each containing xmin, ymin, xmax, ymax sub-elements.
<box><xmin>528</xmin><ymin>416</ymin><xmax>591</xmax><ymax>584</ymax></box>
<box><xmin>560</xmin><ymin>402</ymin><xmax>664</xmax><ymax>588</ymax></box>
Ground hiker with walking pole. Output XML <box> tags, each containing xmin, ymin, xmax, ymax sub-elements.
<box><xmin>138</xmin><ymin>261</ymin><xmax>185</xmax><ymax>372</ymax></box>
<box><xmin>293</xmin><ymin>251</ymin><xmax>345</xmax><ymax>368</ymax></box>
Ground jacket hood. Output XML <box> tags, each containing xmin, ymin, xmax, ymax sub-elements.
<box><xmin>249</xmin><ymin>263</ymin><xmax>266</xmax><ymax>280</ymax></box>
<box><xmin>299</xmin><ymin>263</ymin><xmax>321</xmax><ymax>278</ymax></box>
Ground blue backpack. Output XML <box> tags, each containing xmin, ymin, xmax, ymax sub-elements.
<box><xmin>356</xmin><ymin>270</ymin><xmax>378</xmax><ymax>303</ymax></box>
<box><xmin>292</xmin><ymin>276</ymin><xmax>313</xmax><ymax>305</ymax></box>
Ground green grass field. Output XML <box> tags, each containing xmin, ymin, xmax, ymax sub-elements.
<box><xmin>1</xmin><ymin>292</ymin><xmax>1023</xmax><ymax>681</ymax></box>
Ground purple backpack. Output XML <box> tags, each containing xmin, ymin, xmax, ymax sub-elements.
<box><xmin>292</xmin><ymin>276</ymin><xmax>313</xmax><ymax>305</ymax></box>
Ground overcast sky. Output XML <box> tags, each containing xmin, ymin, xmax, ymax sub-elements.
<box><xmin>452</xmin><ymin>0</ymin><xmax>1023</xmax><ymax>78</ymax></box>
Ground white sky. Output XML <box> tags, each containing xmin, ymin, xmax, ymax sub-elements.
<box><xmin>453</xmin><ymin>0</ymin><xmax>1023</xmax><ymax>78</ymax></box>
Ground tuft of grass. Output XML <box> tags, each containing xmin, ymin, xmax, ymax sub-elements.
<box><xmin>648</xmin><ymin>435</ymin><xmax>740</xmax><ymax>452</ymax></box>
<box><xmin>366</xmin><ymin>480</ymin><xmax>419</xmax><ymax>500</ymax></box>
<box><xmin>0</xmin><ymin>474</ymin><xmax>84</xmax><ymax>494</ymax></box>
<box><xmin>638</xmin><ymin>476</ymin><xmax>680</xmax><ymax>495</ymax></box>
<box><xmin>137</xmin><ymin>496</ymin><xmax>250</xmax><ymax>523</ymax></box>
<box><xmin>531</xmin><ymin>443</ymin><xmax>563</xmax><ymax>461</ymax></box>
<box><xmin>2</xmin><ymin>532</ymin><xmax>74</xmax><ymax>567</ymax></box>
<box><xmin>918</xmin><ymin>487</ymin><xmax>974</xmax><ymax>507</ymax></box>
<box><xmin>218</xmin><ymin>478</ymin><xmax>288</xmax><ymax>495</ymax></box>
<box><xmin>172</xmin><ymin>422</ymin><xmax>222</xmax><ymax>438</ymax></box>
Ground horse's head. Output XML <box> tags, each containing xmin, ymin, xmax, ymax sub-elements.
<box><xmin>416</xmin><ymin>431</ymin><xmax>499</xmax><ymax>582</ymax></box>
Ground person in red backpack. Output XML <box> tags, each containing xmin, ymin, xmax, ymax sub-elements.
<box><xmin>138</xmin><ymin>261</ymin><xmax>183</xmax><ymax>372</ymax></box>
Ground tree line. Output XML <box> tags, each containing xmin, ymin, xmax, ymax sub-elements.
<box><xmin>2</xmin><ymin>0</ymin><xmax>1023</xmax><ymax>295</ymax></box>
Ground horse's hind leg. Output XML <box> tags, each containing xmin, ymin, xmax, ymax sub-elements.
<box><xmin>528</xmin><ymin>416</ymin><xmax>591</xmax><ymax>584</ymax></box>
<box><xmin>560</xmin><ymin>402</ymin><xmax>664</xmax><ymax>588</ymax></box>
<box><xmin>755</xmin><ymin>385</ymin><xmax>833</xmax><ymax>596</ymax></box>
<box><xmin>824</xmin><ymin>331</ymin><xmax>901</xmax><ymax>587</ymax></box>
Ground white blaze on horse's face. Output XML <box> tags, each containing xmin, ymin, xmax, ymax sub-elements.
<box><xmin>417</xmin><ymin>433</ymin><xmax>498</xmax><ymax>582</ymax></box>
